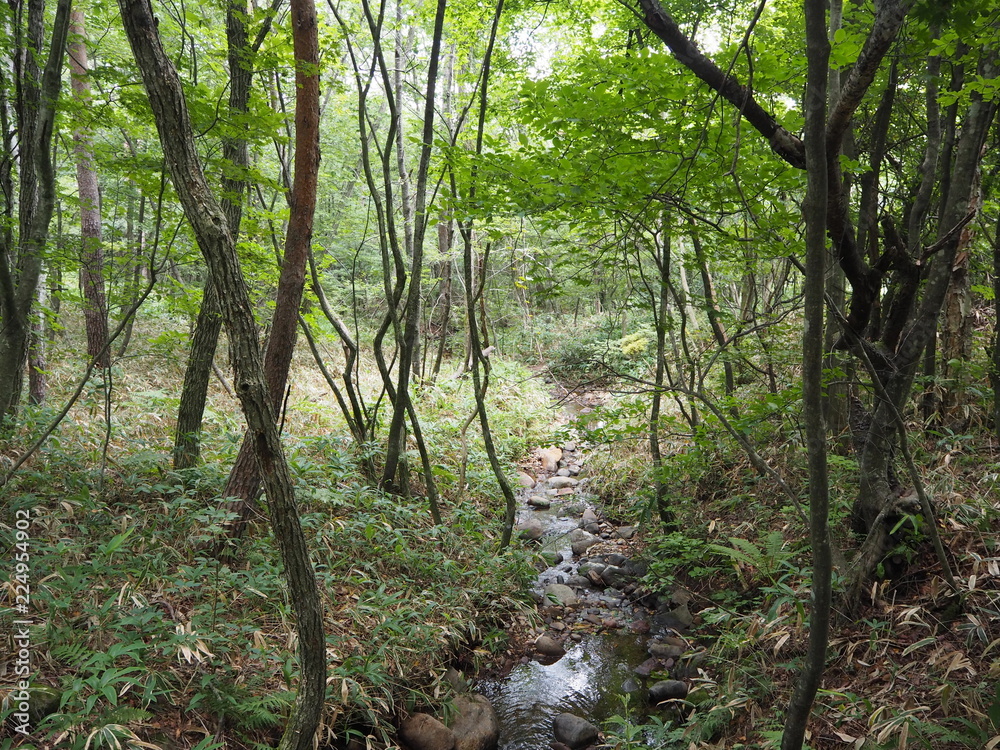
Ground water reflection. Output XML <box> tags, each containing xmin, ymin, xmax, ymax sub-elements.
<box><xmin>479</xmin><ymin>634</ymin><xmax>646</xmax><ymax>750</ymax></box>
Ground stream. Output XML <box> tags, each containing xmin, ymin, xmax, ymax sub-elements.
<box><xmin>475</xmin><ymin>441</ymin><xmax>694</xmax><ymax>750</ymax></box>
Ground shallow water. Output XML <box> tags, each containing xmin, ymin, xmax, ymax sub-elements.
<box><xmin>478</xmin><ymin>632</ymin><xmax>647</xmax><ymax>750</ymax></box>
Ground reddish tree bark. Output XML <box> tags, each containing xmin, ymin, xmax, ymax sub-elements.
<box><xmin>221</xmin><ymin>0</ymin><xmax>322</xmax><ymax>536</ymax></box>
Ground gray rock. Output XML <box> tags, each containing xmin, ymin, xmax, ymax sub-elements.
<box><xmin>451</xmin><ymin>694</ymin><xmax>500</xmax><ymax>750</ymax></box>
<box><xmin>648</xmin><ymin>642</ymin><xmax>685</xmax><ymax>659</ymax></box>
<box><xmin>649</xmin><ymin>680</ymin><xmax>688</xmax><ymax>704</ymax></box>
<box><xmin>548</xmin><ymin>476</ymin><xmax>579</xmax><ymax>489</ymax></box>
<box><xmin>615</xmin><ymin>525</ymin><xmax>637</xmax><ymax>539</ymax></box>
<box><xmin>569</xmin><ymin>529</ymin><xmax>599</xmax><ymax>556</ymax></box>
<box><xmin>540</xmin><ymin>551</ymin><xmax>564</xmax><ymax>567</ymax></box>
<box><xmin>516</xmin><ymin>471</ymin><xmax>535</xmax><ymax>488</ymax></box>
<box><xmin>606</xmin><ymin>553</ymin><xmax>627</xmax><ymax>567</ymax></box>
<box><xmin>582</xmin><ymin>508</ymin><xmax>599</xmax><ymax>524</ymax></box>
<box><xmin>556</xmin><ymin>468</ymin><xmax>572</xmax><ymax>477</ymax></box>
<box><xmin>626</xmin><ymin>559</ymin><xmax>649</xmax><ymax>577</ymax></box>
<box><xmin>583</xmin><ymin>523</ymin><xmax>601</xmax><ymax>535</ymax></box>
<box><xmin>652</xmin><ymin>603</ymin><xmax>693</xmax><ymax>633</ymax></box>
<box><xmin>564</xmin><ymin>441</ymin><xmax>577</xmax><ymax>452</ymax></box>
<box><xmin>400</xmin><ymin>713</ymin><xmax>455</xmax><ymax>750</ymax></box>
<box><xmin>443</xmin><ymin>667</ymin><xmax>468</xmax><ymax>693</ymax></box>
<box><xmin>577</xmin><ymin>561</ymin><xmax>605</xmax><ymax>576</ymax></box>
<box><xmin>568</xmin><ymin>465</ymin><xmax>582</xmax><ymax>476</ymax></box>
<box><xmin>516</xmin><ymin>519</ymin><xmax>544</xmax><ymax>542</ymax></box>
<box><xmin>599</xmin><ymin>565</ymin><xmax>632</xmax><ymax>589</ymax></box>
<box><xmin>571</xmin><ymin>540</ymin><xmax>598</xmax><ymax>556</ymax></box>
<box><xmin>565</xmin><ymin>575</ymin><xmax>591</xmax><ymax>588</ymax></box>
<box><xmin>527</xmin><ymin>495</ymin><xmax>551</xmax><ymax>509</ymax></box>
<box><xmin>534</xmin><ymin>635</ymin><xmax>566</xmax><ymax>658</ymax></box>
<box><xmin>544</xmin><ymin>584</ymin><xmax>578</xmax><ymax>607</ymax></box>
<box><xmin>552</xmin><ymin>713</ymin><xmax>598</xmax><ymax>749</ymax></box>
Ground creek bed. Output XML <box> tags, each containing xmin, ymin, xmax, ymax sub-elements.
<box><xmin>479</xmin><ymin>631</ymin><xmax>647</xmax><ymax>750</ymax></box>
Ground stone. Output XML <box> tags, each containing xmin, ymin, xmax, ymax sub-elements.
<box><xmin>671</xmin><ymin>588</ymin><xmax>693</xmax><ymax>606</ymax></box>
<box><xmin>556</xmin><ymin>487</ymin><xmax>575</xmax><ymax>496</ymax></box>
<box><xmin>649</xmin><ymin>680</ymin><xmax>688</xmax><ymax>704</ymax></box>
<box><xmin>544</xmin><ymin>584</ymin><xmax>578</xmax><ymax>607</ymax></box>
<box><xmin>528</xmin><ymin>495</ymin><xmax>552</xmax><ymax>510</ymax></box>
<box><xmin>516</xmin><ymin>471</ymin><xmax>536</xmax><ymax>488</ymax></box>
<box><xmin>548</xmin><ymin>476</ymin><xmax>579</xmax><ymax>489</ymax></box>
<box><xmin>443</xmin><ymin>667</ymin><xmax>468</xmax><ymax>693</ymax></box>
<box><xmin>399</xmin><ymin>713</ymin><xmax>456</xmax><ymax>750</ymax></box>
<box><xmin>516</xmin><ymin>519</ymin><xmax>544</xmax><ymax>542</ymax></box>
<box><xmin>583</xmin><ymin>523</ymin><xmax>601</xmax><ymax>535</ymax></box>
<box><xmin>569</xmin><ymin>529</ymin><xmax>599</xmax><ymax>556</ymax></box>
<box><xmin>648</xmin><ymin>642</ymin><xmax>685</xmax><ymax>659</ymax></box>
<box><xmin>582</xmin><ymin>508</ymin><xmax>599</xmax><ymax>524</ymax></box>
<box><xmin>606</xmin><ymin>553</ymin><xmax>627</xmax><ymax>567</ymax></box>
<box><xmin>651</xmin><ymin>604</ymin><xmax>693</xmax><ymax>633</ymax></box>
<box><xmin>564</xmin><ymin>441</ymin><xmax>577</xmax><ymax>452</ymax></box>
<box><xmin>615</xmin><ymin>526</ymin><xmax>637</xmax><ymax>540</ymax></box>
<box><xmin>556</xmin><ymin>468</ymin><xmax>571</xmax><ymax>477</ymax></box>
<box><xmin>586</xmin><ymin>569</ymin><xmax>605</xmax><ymax>588</ymax></box>
<box><xmin>565</xmin><ymin>575</ymin><xmax>591</xmax><ymax>588</ymax></box>
<box><xmin>538</xmin><ymin>447</ymin><xmax>563</xmax><ymax>472</ymax></box>
<box><xmin>541</xmin><ymin>551</ymin><xmax>564</xmax><ymax>567</ymax></box>
<box><xmin>552</xmin><ymin>713</ymin><xmax>598</xmax><ymax>749</ymax></box>
<box><xmin>633</xmin><ymin>657</ymin><xmax>660</xmax><ymax>677</ymax></box>
<box><xmin>568</xmin><ymin>465</ymin><xmax>582</xmax><ymax>476</ymax></box>
<box><xmin>451</xmin><ymin>694</ymin><xmax>500</xmax><ymax>750</ymax></box>
<box><xmin>534</xmin><ymin>635</ymin><xmax>566</xmax><ymax>658</ymax></box>
<box><xmin>626</xmin><ymin>559</ymin><xmax>649</xmax><ymax>577</ymax></box>
<box><xmin>599</xmin><ymin>565</ymin><xmax>632</xmax><ymax>589</ymax></box>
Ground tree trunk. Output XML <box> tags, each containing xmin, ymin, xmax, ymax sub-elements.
<box><xmin>172</xmin><ymin>0</ymin><xmax>265</xmax><ymax>470</ymax></box>
<box><xmin>650</xmin><ymin>220</ymin><xmax>675</xmax><ymax>531</ymax></box>
<box><xmin>220</xmin><ymin>0</ymin><xmax>323</xmax><ymax>537</ymax></box>
<box><xmin>28</xmin><ymin>278</ymin><xmax>47</xmax><ymax>405</ymax></box>
<box><xmin>68</xmin><ymin>9</ymin><xmax>110</xmax><ymax>369</ymax></box>
<box><xmin>0</xmin><ymin>0</ymin><xmax>71</xmax><ymax>426</ymax></box>
<box><xmin>174</xmin><ymin>281</ymin><xmax>224</xmax><ymax>469</ymax></box>
<box><xmin>117</xmin><ymin>2</ymin><xmax>326</xmax><ymax>747</ymax></box>
<box><xmin>380</xmin><ymin>0</ymin><xmax>448</xmax><ymax>492</ymax></box>
<box><xmin>780</xmin><ymin>1</ymin><xmax>831</xmax><ymax>747</ymax></box>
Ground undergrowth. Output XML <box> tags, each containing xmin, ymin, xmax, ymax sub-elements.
<box><xmin>0</xmin><ymin>343</ymin><xmax>549</xmax><ymax>749</ymax></box>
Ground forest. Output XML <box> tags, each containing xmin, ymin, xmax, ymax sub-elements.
<box><xmin>1</xmin><ymin>0</ymin><xmax>999</xmax><ymax>747</ymax></box>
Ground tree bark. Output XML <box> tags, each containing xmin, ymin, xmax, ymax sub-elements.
<box><xmin>172</xmin><ymin>0</ymin><xmax>258</xmax><ymax>470</ymax></box>
<box><xmin>780</xmin><ymin>0</ymin><xmax>831</xmax><ymax>746</ymax></box>
<box><xmin>221</xmin><ymin>0</ymin><xmax>323</xmax><ymax>538</ymax></box>
<box><xmin>0</xmin><ymin>0</ymin><xmax>71</xmax><ymax>425</ymax></box>
<box><xmin>68</xmin><ymin>9</ymin><xmax>110</xmax><ymax>369</ymax></box>
<box><xmin>117</xmin><ymin>1</ymin><xmax>326</xmax><ymax>747</ymax></box>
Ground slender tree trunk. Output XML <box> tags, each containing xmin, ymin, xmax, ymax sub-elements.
<box><xmin>456</xmin><ymin>0</ymin><xmax>513</xmax><ymax>546</ymax></box>
<box><xmin>650</xmin><ymin>221</ymin><xmax>675</xmax><ymax>530</ymax></box>
<box><xmin>118</xmin><ymin>2</ymin><xmax>326</xmax><ymax>747</ymax></box>
<box><xmin>221</xmin><ymin>0</ymin><xmax>323</xmax><ymax>537</ymax></box>
<box><xmin>993</xmin><ymin>210</ymin><xmax>1000</xmax><ymax>438</ymax></box>
<box><xmin>173</xmin><ymin>0</ymin><xmax>264</xmax><ymax>470</ymax></box>
<box><xmin>781</xmin><ymin>1</ymin><xmax>831</xmax><ymax>747</ymax></box>
<box><xmin>690</xmin><ymin>226</ymin><xmax>735</xmax><ymax>402</ymax></box>
<box><xmin>68</xmin><ymin>9</ymin><xmax>110</xmax><ymax>369</ymax></box>
<box><xmin>28</xmin><ymin>277</ymin><xmax>47</xmax><ymax>404</ymax></box>
<box><xmin>0</xmin><ymin>0</ymin><xmax>71</xmax><ymax>426</ymax></box>
<box><xmin>380</xmin><ymin>0</ymin><xmax>448</xmax><ymax>492</ymax></box>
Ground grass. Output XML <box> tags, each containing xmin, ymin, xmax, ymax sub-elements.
<box><xmin>0</xmin><ymin>316</ymin><xmax>551</xmax><ymax>749</ymax></box>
